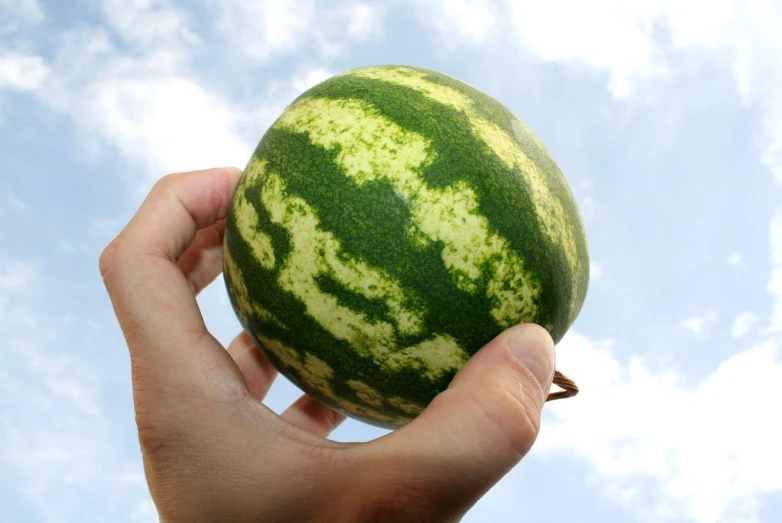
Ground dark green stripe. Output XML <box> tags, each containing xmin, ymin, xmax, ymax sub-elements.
<box><xmin>294</xmin><ymin>70</ymin><xmax>581</xmax><ymax>340</ymax></box>
<box><xmin>226</xmin><ymin>66</ymin><xmax>589</xmax><ymax>426</ymax></box>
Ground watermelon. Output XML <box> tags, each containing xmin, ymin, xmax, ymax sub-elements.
<box><xmin>223</xmin><ymin>65</ymin><xmax>589</xmax><ymax>429</ymax></box>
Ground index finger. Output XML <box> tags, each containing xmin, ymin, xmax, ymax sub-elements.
<box><xmin>100</xmin><ymin>167</ymin><xmax>242</xmax><ymax>393</ymax></box>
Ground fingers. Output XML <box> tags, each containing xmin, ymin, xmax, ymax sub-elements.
<box><xmin>226</xmin><ymin>331</ymin><xmax>346</xmax><ymax>437</ymax></box>
<box><xmin>100</xmin><ymin>167</ymin><xmax>243</xmax><ymax>399</ymax></box>
<box><xmin>226</xmin><ymin>331</ymin><xmax>278</xmax><ymax>401</ymax></box>
<box><xmin>177</xmin><ymin>219</ymin><xmax>228</xmax><ymax>295</ymax></box>
<box><xmin>356</xmin><ymin>324</ymin><xmax>556</xmax><ymax>518</ymax></box>
<box><xmin>282</xmin><ymin>395</ymin><xmax>347</xmax><ymax>438</ymax></box>
<box><xmin>226</xmin><ymin>330</ymin><xmax>346</xmax><ymax>439</ymax></box>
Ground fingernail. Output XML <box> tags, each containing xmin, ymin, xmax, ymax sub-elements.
<box><xmin>224</xmin><ymin>166</ymin><xmax>244</xmax><ymax>177</ymax></box>
<box><xmin>506</xmin><ymin>325</ymin><xmax>556</xmax><ymax>391</ymax></box>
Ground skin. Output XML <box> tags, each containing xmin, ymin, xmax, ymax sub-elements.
<box><xmin>99</xmin><ymin>167</ymin><xmax>557</xmax><ymax>523</ymax></box>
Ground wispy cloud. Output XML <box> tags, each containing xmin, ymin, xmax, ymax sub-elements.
<box><xmin>726</xmin><ymin>251</ymin><xmax>744</xmax><ymax>266</ymax></box>
<box><xmin>589</xmin><ymin>261</ymin><xmax>603</xmax><ymax>281</ymax></box>
<box><xmin>409</xmin><ymin>0</ymin><xmax>782</xmax><ymax>180</ymax></box>
<box><xmin>0</xmin><ymin>255</ymin><xmax>152</xmax><ymax>521</ymax></box>
<box><xmin>411</xmin><ymin>0</ymin><xmax>499</xmax><ymax>47</ymax></box>
<box><xmin>213</xmin><ymin>0</ymin><xmax>385</xmax><ymax>63</ymax></box>
<box><xmin>537</xmin><ymin>182</ymin><xmax>782</xmax><ymax>521</ymax></box>
<box><xmin>100</xmin><ymin>0</ymin><xmax>199</xmax><ymax>53</ymax></box>
<box><xmin>3</xmin><ymin>2</ymin><xmax>781</xmax><ymax>522</ymax></box>
<box><xmin>506</xmin><ymin>1</ymin><xmax>667</xmax><ymax>98</ymax></box>
<box><xmin>732</xmin><ymin>312</ymin><xmax>759</xmax><ymax>339</ymax></box>
<box><xmin>0</xmin><ymin>0</ymin><xmax>44</xmax><ymax>32</ymax></box>
<box><xmin>290</xmin><ymin>67</ymin><xmax>336</xmax><ymax>95</ymax></box>
<box><xmin>0</xmin><ymin>51</ymin><xmax>49</xmax><ymax>92</ymax></box>
<box><xmin>540</xmin><ymin>331</ymin><xmax>782</xmax><ymax>523</ymax></box>
<box><xmin>344</xmin><ymin>2</ymin><xmax>385</xmax><ymax>40</ymax></box>
<box><xmin>6</xmin><ymin>0</ymin><xmax>360</xmax><ymax>193</ymax></box>
<box><xmin>5</xmin><ymin>192</ymin><xmax>27</xmax><ymax>211</ymax></box>
<box><xmin>768</xmin><ymin>209</ymin><xmax>782</xmax><ymax>332</ymax></box>
<box><xmin>680</xmin><ymin>310</ymin><xmax>718</xmax><ymax>340</ymax></box>
<box><xmin>0</xmin><ymin>255</ymin><xmax>36</xmax><ymax>291</ymax></box>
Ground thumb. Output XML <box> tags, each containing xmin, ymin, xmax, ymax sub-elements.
<box><xmin>367</xmin><ymin>324</ymin><xmax>555</xmax><ymax>516</ymax></box>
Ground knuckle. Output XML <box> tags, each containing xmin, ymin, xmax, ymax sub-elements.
<box><xmin>99</xmin><ymin>236</ymin><xmax>134</xmax><ymax>287</ymax></box>
<box><xmin>99</xmin><ymin>237</ymin><xmax>136</xmax><ymax>289</ymax></box>
<box><xmin>98</xmin><ymin>240</ymin><xmax>117</xmax><ymax>279</ymax></box>
<box><xmin>99</xmin><ymin>171</ymin><xmax>189</xmax><ymax>280</ymax></box>
<box><xmin>149</xmin><ymin>172</ymin><xmax>185</xmax><ymax>203</ymax></box>
<box><xmin>155</xmin><ymin>171</ymin><xmax>183</xmax><ymax>190</ymax></box>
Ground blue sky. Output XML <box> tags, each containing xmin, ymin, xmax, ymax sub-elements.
<box><xmin>2</xmin><ymin>0</ymin><xmax>781</xmax><ymax>521</ymax></box>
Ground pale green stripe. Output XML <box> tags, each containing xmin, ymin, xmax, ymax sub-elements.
<box><xmin>344</xmin><ymin>66</ymin><xmax>583</xmax><ymax>322</ymax></box>
<box><xmin>232</xmin><ymin>159</ymin><xmax>276</xmax><ymax>270</ymax></box>
<box><xmin>224</xmin><ymin>248</ymin><xmax>285</xmax><ymax>328</ymax></box>
<box><xmin>242</xmin><ymin>157</ymin><xmax>466</xmax><ymax>380</ymax></box>
<box><xmin>274</xmin><ymin>96</ymin><xmax>540</xmax><ymax>328</ymax></box>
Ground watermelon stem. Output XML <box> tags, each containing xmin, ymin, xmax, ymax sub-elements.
<box><xmin>547</xmin><ymin>370</ymin><xmax>579</xmax><ymax>401</ymax></box>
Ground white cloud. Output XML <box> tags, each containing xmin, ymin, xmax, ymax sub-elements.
<box><xmin>0</xmin><ymin>255</ymin><xmax>37</xmax><ymax>332</ymax></box>
<box><xmin>731</xmin><ymin>312</ymin><xmax>759</xmax><ymax>339</ymax></box>
<box><xmin>6</xmin><ymin>192</ymin><xmax>27</xmax><ymax>211</ymax></box>
<box><xmin>680</xmin><ymin>310</ymin><xmax>718</xmax><ymax>339</ymax></box>
<box><xmin>405</xmin><ymin>0</ymin><xmax>666</xmax><ymax>95</ymax></box>
<box><xmin>540</xmin><ymin>331</ymin><xmax>782</xmax><ymax>523</ymax></box>
<box><xmin>100</xmin><ymin>0</ymin><xmax>198</xmax><ymax>51</ymax></box>
<box><xmin>2</xmin><ymin>3</ymin><xmax>780</xmax><ymax>523</ymax></box>
<box><xmin>17</xmin><ymin>5</ymin><xmax>251</xmax><ymax>188</ymax></box>
<box><xmin>345</xmin><ymin>2</ymin><xmax>385</xmax><ymax>40</ymax></box>
<box><xmin>768</xmin><ymin>209</ymin><xmax>782</xmax><ymax>332</ymax></box>
<box><xmin>409</xmin><ymin>0</ymin><xmax>782</xmax><ymax>178</ymax></box>
<box><xmin>213</xmin><ymin>0</ymin><xmax>384</xmax><ymax>63</ymax></box>
<box><xmin>0</xmin><ymin>256</ymin><xmax>36</xmax><ymax>291</ymax></box>
<box><xmin>24</xmin><ymin>0</ymin><xmax>782</xmax><ymax>192</ymax></box>
<box><xmin>84</xmin><ymin>72</ymin><xmax>251</xmax><ymax>183</ymax></box>
<box><xmin>590</xmin><ymin>261</ymin><xmax>603</xmax><ymax>281</ymax></box>
<box><xmin>538</xmin><ymin>163</ymin><xmax>782</xmax><ymax>522</ymax></box>
<box><xmin>0</xmin><ymin>51</ymin><xmax>49</xmax><ymax>92</ymax></box>
<box><xmin>0</xmin><ymin>0</ymin><xmax>44</xmax><ymax>31</ymax></box>
<box><xmin>411</xmin><ymin>0</ymin><xmax>499</xmax><ymax>47</ymax></box>
<box><xmin>215</xmin><ymin>0</ymin><xmax>317</xmax><ymax>62</ymax></box>
<box><xmin>580</xmin><ymin>195</ymin><xmax>597</xmax><ymax>215</ymax></box>
<box><xmin>13</xmin><ymin>1</ymin><xmax>349</xmax><ymax>191</ymax></box>
<box><xmin>291</xmin><ymin>67</ymin><xmax>335</xmax><ymax>94</ymax></box>
<box><xmin>66</xmin><ymin>56</ymin><xmax>337</xmax><ymax>189</ymax></box>
<box><xmin>727</xmin><ymin>2</ymin><xmax>782</xmax><ymax>184</ymax></box>
<box><xmin>56</xmin><ymin>2</ymin><xmax>247</xmax><ymax>183</ymax></box>
<box><xmin>680</xmin><ymin>318</ymin><xmax>705</xmax><ymax>335</ymax></box>
<box><xmin>0</xmin><ymin>258</ymin><xmax>153</xmax><ymax>521</ymax></box>
<box><xmin>517</xmin><ymin>0</ymin><xmax>782</xmax><ymax>178</ymax></box>
<box><xmin>726</xmin><ymin>251</ymin><xmax>744</xmax><ymax>266</ymax></box>
<box><xmin>20</xmin><ymin>341</ymin><xmax>102</xmax><ymax>416</ymax></box>
<box><xmin>506</xmin><ymin>1</ymin><xmax>667</xmax><ymax>98</ymax></box>
<box><xmin>2</xmin><ymin>411</ymin><xmax>152</xmax><ymax>522</ymax></box>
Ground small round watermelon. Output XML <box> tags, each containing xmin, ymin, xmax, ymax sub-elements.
<box><xmin>223</xmin><ymin>65</ymin><xmax>589</xmax><ymax>429</ymax></box>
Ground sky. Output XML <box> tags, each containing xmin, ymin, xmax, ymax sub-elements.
<box><xmin>1</xmin><ymin>0</ymin><xmax>781</xmax><ymax>522</ymax></box>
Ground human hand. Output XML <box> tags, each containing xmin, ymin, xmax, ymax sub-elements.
<box><xmin>100</xmin><ymin>167</ymin><xmax>557</xmax><ymax>523</ymax></box>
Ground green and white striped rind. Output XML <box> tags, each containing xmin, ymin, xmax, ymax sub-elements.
<box><xmin>223</xmin><ymin>65</ymin><xmax>589</xmax><ymax>429</ymax></box>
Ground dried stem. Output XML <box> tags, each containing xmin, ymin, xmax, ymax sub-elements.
<box><xmin>546</xmin><ymin>370</ymin><xmax>579</xmax><ymax>401</ymax></box>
